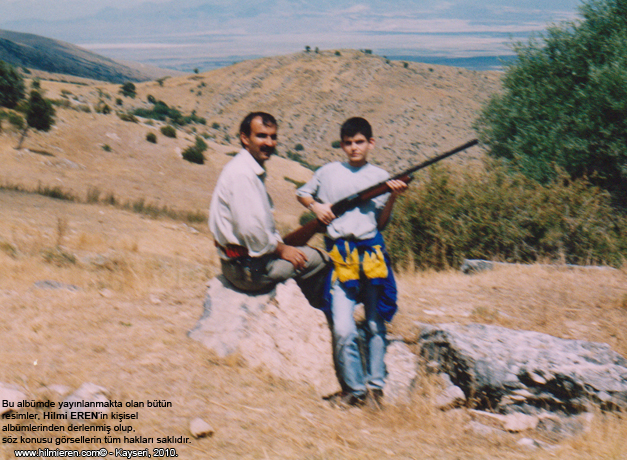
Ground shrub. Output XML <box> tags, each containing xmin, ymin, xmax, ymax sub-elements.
<box><xmin>95</xmin><ymin>102</ymin><xmax>111</xmax><ymax>114</ymax></box>
<box><xmin>119</xmin><ymin>82</ymin><xmax>136</xmax><ymax>98</ymax></box>
<box><xmin>160</xmin><ymin>125</ymin><xmax>176</xmax><ymax>138</ymax></box>
<box><xmin>117</xmin><ymin>112</ymin><xmax>138</xmax><ymax>123</ymax></box>
<box><xmin>182</xmin><ymin>136</ymin><xmax>208</xmax><ymax>164</ymax></box>
<box><xmin>7</xmin><ymin>111</ymin><xmax>24</xmax><ymax>129</ymax></box>
<box><xmin>147</xmin><ymin>94</ymin><xmax>157</xmax><ymax>104</ymax></box>
<box><xmin>331</xmin><ymin>140</ymin><xmax>341</xmax><ymax>149</ymax></box>
<box><xmin>294</xmin><ymin>143</ymin><xmax>304</xmax><ymax>151</ymax></box>
<box><xmin>385</xmin><ymin>161</ymin><xmax>627</xmax><ymax>270</ymax></box>
<box><xmin>146</xmin><ymin>132</ymin><xmax>157</xmax><ymax>143</ymax></box>
<box><xmin>25</xmin><ymin>90</ymin><xmax>55</xmax><ymax>131</ymax></box>
<box><xmin>133</xmin><ymin>100</ymin><xmax>204</xmax><ymax>126</ymax></box>
<box><xmin>0</xmin><ymin>61</ymin><xmax>25</xmax><ymax>109</ymax></box>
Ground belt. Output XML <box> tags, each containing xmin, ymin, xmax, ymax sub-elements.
<box><xmin>214</xmin><ymin>241</ymin><xmax>249</xmax><ymax>259</ymax></box>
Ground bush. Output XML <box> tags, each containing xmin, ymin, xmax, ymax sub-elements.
<box><xmin>476</xmin><ymin>0</ymin><xmax>627</xmax><ymax>208</ymax></box>
<box><xmin>331</xmin><ymin>140</ymin><xmax>341</xmax><ymax>149</ymax></box>
<box><xmin>182</xmin><ymin>136</ymin><xmax>208</xmax><ymax>164</ymax></box>
<box><xmin>0</xmin><ymin>61</ymin><xmax>25</xmax><ymax>109</ymax></box>
<box><xmin>25</xmin><ymin>90</ymin><xmax>55</xmax><ymax>131</ymax></box>
<box><xmin>146</xmin><ymin>132</ymin><xmax>157</xmax><ymax>143</ymax></box>
<box><xmin>133</xmin><ymin>100</ymin><xmax>205</xmax><ymax>126</ymax></box>
<box><xmin>95</xmin><ymin>102</ymin><xmax>111</xmax><ymax>114</ymax></box>
<box><xmin>7</xmin><ymin>111</ymin><xmax>24</xmax><ymax>129</ymax></box>
<box><xmin>294</xmin><ymin>143</ymin><xmax>304</xmax><ymax>151</ymax></box>
<box><xmin>385</xmin><ymin>161</ymin><xmax>627</xmax><ymax>270</ymax></box>
<box><xmin>160</xmin><ymin>125</ymin><xmax>176</xmax><ymax>138</ymax></box>
<box><xmin>117</xmin><ymin>112</ymin><xmax>138</xmax><ymax>123</ymax></box>
<box><xmin>119</xmin><ymin>82</ymin><xmax>136</xmax><ymax>98</ymax></box>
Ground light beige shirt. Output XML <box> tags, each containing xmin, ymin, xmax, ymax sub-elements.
<box><xmin>209</xmin><ymin>149</ymin><xmax>282</xmax><ymax>258</ymax></box>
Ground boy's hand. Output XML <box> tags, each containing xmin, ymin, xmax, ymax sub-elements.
<box><xmin>310</xmin><ymin>202</ymin><xmax>336</xmax><ymax>225</ymax></box>
<box><xmin>386</xmin><ymin>179</ymin><xmax>408</xmax><ymax>196</ymax></box>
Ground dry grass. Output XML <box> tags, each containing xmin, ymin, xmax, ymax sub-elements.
<box><xmin>1</xmin><ymin>191</ymin><xmax>626</xmax><ymax>460</ymax></box>
<box><xmin>393</xmin><ymin>265</ymin><xmax>627</xmax><ymax>358</ymax></box>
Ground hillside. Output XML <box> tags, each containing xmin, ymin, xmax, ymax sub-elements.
<box><xmin>132</xmin><ymin>49</ymin><xmax>502</xmax><ymax>171</ymax></box>
<box><xmin>0</xmin><ymin>29</ymin><xmax>183</xmax><ymax>83</ymax></box>
<box><xmin>0</xmin><ymin>49</ymin><xmax>500</xmax><ymax>226</ymax></box>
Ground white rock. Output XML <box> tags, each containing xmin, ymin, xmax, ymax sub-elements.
<box><xmin>0</xmin><ymin>383</ymin><xmax>27</xmax><ymax>414</ymax></box>
<box><xmin>384</xmin><ymin>341</ymin><xmax>418</xmax><ymax>404</ymax></box>
<box><xmin>434</xmin><ymin>385</ymin><xmax>466</xmax><ymax>410</ymax></box>
<box><xmin>190</xmin><ymin>277</ymin><xmax>340</xmax><ymax>396</ymax></box>
<box><xmin>504</xmin><ymin>413</ymin><xmax>539</xmax><ymax>432</ymax></box>
<box><xmin>517</xmin><ymin>437</ymin><xmax>540</xmax><ymax>450</ymax></box>
<box><xmin>61</xmin><ymin>383</ymin><xmax>110</xmax><ymax>422</ymax></box>
<box><xmin>189</xmin><ymin>418</ymin><xmax>214</xmax><ymax>438</ymax></box>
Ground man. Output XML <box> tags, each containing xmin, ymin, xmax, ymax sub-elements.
<box><xmin>296</xmin><ymin>117</ymin><xmax>407</xmax><ymax>409</ymax></box>
<box><xmin>209</xmin><ymin>112</ymin><xmax>329</xmax><ymax>306</ymax></box>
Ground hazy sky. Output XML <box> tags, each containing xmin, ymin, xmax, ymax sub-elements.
<box><xmin>0</xmin><ymin>0</ymin><xmax>585</xmax><ymax>70</ymax></box>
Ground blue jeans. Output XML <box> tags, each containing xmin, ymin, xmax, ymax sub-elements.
<box><xmin>331</xmin><ymin>279</ymin><xmax>387</xmax><ymax>396</ymax></box>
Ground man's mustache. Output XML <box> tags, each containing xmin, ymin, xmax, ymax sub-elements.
<box><xmin>261</xmin><ymin>146</ymin><xmax>275</xmax><ymax>154</ymax></box>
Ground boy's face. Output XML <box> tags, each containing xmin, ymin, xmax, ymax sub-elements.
<box><xmin>341</xmin><ymin>133</ymin><xmax>375</xmax><ymax>167</ymax></box>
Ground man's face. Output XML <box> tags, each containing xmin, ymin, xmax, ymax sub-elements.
<box><xmin>241</xmin><ymin>116</ymin><xmax>278</xmax><ymax>165</ymax></box>
<box><xmin>341</xmin><ymin>133</ymin><xmax>374</xmax><ymax>167</ymax></box>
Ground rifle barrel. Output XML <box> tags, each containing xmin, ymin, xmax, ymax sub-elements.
<box><xmin>283</xmin><ymin>138</ymin><xmax>479</xmax><ymax>246</ymax></box>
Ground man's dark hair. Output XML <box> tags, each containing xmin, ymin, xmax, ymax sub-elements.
<box><xmin>239</xmin><ymin>112</ymin><xmax>277</xmax><ymax>141</ymax></box>
<box><xmin>340</xmin><ymin>117</ymin><xmax>372</xmax><ymax>140</ymax></box>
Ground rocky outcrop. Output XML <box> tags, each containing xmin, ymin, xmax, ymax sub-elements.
<box><xmin>417</xmin><ymin>322</ymin><xmax>627</xmax><ymax>413</ymax></box>
<box><xmin>189</xmin><ymin>277</ymin><xmax>341</xmax><ymax>396</ymax></box>
<box><xmin>189</xmin><ymin>276</ymin><xmax>418</xmax><ymax>402</ymax></box>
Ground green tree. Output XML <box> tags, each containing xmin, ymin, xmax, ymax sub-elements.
<box><xmin>16</xmin><ymin>90</ymin><xmax>55</xmax><ymax>149</ymax></box>
<box><xmin>476</xmin><ymin>0</ymin><xmax>627</xmax><ymax>208</ymax></box>
<box><xmin>0</xmin><ymin>61</ymin><xmax>25</xmax><ymax>109</ymax></box>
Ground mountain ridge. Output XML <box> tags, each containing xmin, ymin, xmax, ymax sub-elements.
<box><xmin>0</xmin><ymin>29</ymin><xmax>183</xmax><ymax>83</ymax></box>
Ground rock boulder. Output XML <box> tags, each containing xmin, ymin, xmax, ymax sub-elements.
<box><xmin>417</xmin><ymin>322</ymin><xmax>627</xmax><ymax>413</ymax></box>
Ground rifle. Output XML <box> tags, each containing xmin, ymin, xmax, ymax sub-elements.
<box><xmin>283</xmin><ymin>139</ymin><xmax>479</xmax><ymax>247</ymax></box>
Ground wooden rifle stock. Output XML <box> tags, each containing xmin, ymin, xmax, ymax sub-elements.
<box><xmin>283</xmin><ymin>139</ymin><xmax>479</xmax><ymax>247</ymax></box>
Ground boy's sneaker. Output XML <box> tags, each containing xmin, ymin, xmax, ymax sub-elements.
<box><xmin>365</xmin><ymin>388</ymin><xmax>384</xmax><ymax>411</ymax></box>
<box><xmin>324</xmin><ymin>391</ymin><xmax>366</xmax><ymax>409</ymax></box>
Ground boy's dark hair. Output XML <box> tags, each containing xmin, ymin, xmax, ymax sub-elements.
<box><xmin>340</xmin><ymin>117</ymin><xmax>372</xmax><ymax>140</ymax></box>
<box><xmin>239</xmin><ymin>112</ymin><xmax>277</xmax><ymax>144</ymax></box>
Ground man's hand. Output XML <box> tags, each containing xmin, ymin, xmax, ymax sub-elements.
<box><xmin>276</xmin><ymin>242</ymin><xmax>308</xmax><ymax>269</ymax></box>
<box><xmin>310</xmin><ymin>202</ymin><xmax>336</xmax><ymax>225</ymax></box>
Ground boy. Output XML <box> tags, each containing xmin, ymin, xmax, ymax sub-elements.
<box><xmin>296</xmin><ymin>117</ymin><xmax>407</xmax><ymax>409</ymax></box>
